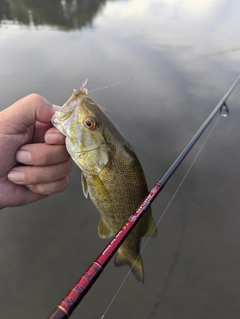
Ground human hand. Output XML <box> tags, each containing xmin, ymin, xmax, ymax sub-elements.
<box><xmin>0</xmin><ymin>94</ymin><xmax>71</xmax><ymax>209</ymax></box>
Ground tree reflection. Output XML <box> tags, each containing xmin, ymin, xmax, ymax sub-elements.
<box><xmin>0</xmin><ymin>0</ymin><xmax>109</xmax><ymax>30</ymax></box>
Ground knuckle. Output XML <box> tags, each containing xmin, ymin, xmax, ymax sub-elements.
<box><xmin>27</xmin><ymin>93</ymin><xmax>43</xmax><ymax>104</ymax></box>
<box><xmin>57</xmin><ymin>177</ymin><xmax>70</xmax><ymax>193</ymax></box>
<box><xmin>30</xmin><ymin>177</ymin><xmax>70</xmax><ymax>196</ymax></box>
<box><xmin>29</xmin><ymin>183</ymin><xmax>50</xmax><ymax>195</ymax></box>
<box><xmin>62</xmin><ymin>176</ymin><xmax>70</xmax><ymax>190</ymax></box>
<box><xmin>65</xmin><ymin>160</ymin><xmax>72</xmax><ymax>174</ymax></box>
<box><xmin>27</xmin><ymin>184</ymin><xmax>42</xmax><ymax>194</ymax></box>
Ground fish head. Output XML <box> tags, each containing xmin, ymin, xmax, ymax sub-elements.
<box><xmin>52</xmin><ymin>88</ymin><xmax>111</xmax><ymax>175</ymax></box>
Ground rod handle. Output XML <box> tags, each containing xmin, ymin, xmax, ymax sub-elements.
<box><xmin>48</xmin><ymin>262</ymin><xmax>103</xmax><ymax>318</ymax></box>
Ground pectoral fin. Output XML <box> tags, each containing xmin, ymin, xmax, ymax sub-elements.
<box><xmin>81</xmin><ymin>172</ymin><xmax>88</xmax><ymax>198</ymax></box>
<box><xmin>98</xmin><ymin>217</ymin><xmax>112</xmax><ymax>238</ymax></box>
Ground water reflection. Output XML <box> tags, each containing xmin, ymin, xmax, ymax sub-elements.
<box><xmin>1</xmin><ymin>1</ymin><xmax>240</xmax><ymax>319</ymax></box>
<box><xmin>0</xmin><ymin>0</ymin><xmax>108</xmax><ymax>30</ymax></box>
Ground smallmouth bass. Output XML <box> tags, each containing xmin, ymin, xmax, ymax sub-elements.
<box><xmin>52</xmin><ymin>83</ymin><xmax>157</xmax><ymax>283</ymax></box>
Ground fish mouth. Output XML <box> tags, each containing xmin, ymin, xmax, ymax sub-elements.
<box><xmin>52</xmin><ymin>117</ymin><xmax>61</xmax><ymax>125</ymax></box>
<box><xmin>51</xmin><ymin>117</ymin><xmax>66</xmax><ymax>134</ymax></box>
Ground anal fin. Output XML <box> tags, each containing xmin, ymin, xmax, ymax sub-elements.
<box><xmin>145</xmin><ymin>212</ymin><xmax>158</xmax><ymax>237</ymax></box>
<box><xmin>98</xmin><ymin>217</ymin><xmax>112</xmax><ymax>238</ymax></box>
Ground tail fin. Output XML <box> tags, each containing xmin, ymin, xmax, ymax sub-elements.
<box><xmin>114</xmin><ymin>252</ymin><xmax>144</xmax><ymax>284</ymax></box>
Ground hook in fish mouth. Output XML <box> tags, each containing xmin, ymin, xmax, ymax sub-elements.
<box><xmin>80</xmin><ymin>79</ymin><xmax>88</xmax><ymax>94</ymax></box>
<box><xmin>72</xmin><ymin>79</ymin><xmax>88</xmax><ymax>93</ymax></box>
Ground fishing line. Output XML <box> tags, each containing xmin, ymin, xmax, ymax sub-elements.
<box><xmin>89</xmin><ymin>73</ymin><xmax>155</xmax><ymax>93</ymax></box>
<box><xmin>88</xmin><ymin>48</ymin><xmax>240</xmax><ymax>95</ymax></box>
<box><xmin>100</xmin><ymin>114</ymin><xmax>222</xmax><ymax>319</ymax></box>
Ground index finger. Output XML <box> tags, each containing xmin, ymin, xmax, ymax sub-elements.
<box><xmin>45</xmin><ymin>127</ymin><xmax>66</xmax><ymax>145</ymax></box>
<box><xmin>0</xmin><ymin>94</ymin><xmax>55</xmax><ymax>134</ymax></box>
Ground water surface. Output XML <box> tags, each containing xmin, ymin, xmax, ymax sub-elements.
<box><xmin>1</xmin><ymin>1</ymin><xmax>240</xmax><ymax>318</ymax></box>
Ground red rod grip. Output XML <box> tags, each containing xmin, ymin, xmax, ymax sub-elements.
<box><xmin>48</xmin><ymin>262</ymin><xmax>103</xmax><ymax>318</ymax></box>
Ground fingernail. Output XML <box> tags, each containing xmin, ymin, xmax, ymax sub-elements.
<box><xmin>8</xmin><ymin>170</ymin><xmax>24</xmax><ymax>182</ymax></box>
<box><xmin>16</xmin><ymin>150</ymin><xmax>31</xmax><ymax>164</ymax></box>
<box><xmin>52</xmin><ymin>104</ymin><xmax>61</xmax><ymax>111</ymax></box>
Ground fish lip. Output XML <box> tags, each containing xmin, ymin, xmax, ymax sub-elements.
<box><xmin>52</xmin><ymin>117</ymin><xmax>62</xmax><ymax>125</ymax></box>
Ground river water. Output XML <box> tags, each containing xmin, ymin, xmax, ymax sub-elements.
<box><xmin>1</xmin><ymin>1</ymin><xmax>240</xmax><ymax>318</ymax></box>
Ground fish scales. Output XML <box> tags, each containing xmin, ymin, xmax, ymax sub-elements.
<box><xmin>52</xmin><ymin>84</ymin><xmax>157</xmax><ymax>283</ymax></box>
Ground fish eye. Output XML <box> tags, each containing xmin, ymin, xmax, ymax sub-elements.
<box><xmin>84</xmin><ymin>117</ymin><xmax>96</xmax><ymax>129</ymax></box>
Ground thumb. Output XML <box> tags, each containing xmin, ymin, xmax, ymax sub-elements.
<box><xmin>0</xmin><ymin>94</ymin><xmax>56</xmax><ymax>134</ymax></box>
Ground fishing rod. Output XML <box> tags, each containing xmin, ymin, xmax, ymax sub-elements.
<box><xmin>48</xmin><ymin>75</ymin><xmax>240</xmax><ymax>319</ymax></box>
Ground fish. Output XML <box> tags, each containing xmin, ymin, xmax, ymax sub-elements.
<box><xmin>51</xmin><ymin>82</ymin><xmax>157</xmax><ymax>283</ymax></box>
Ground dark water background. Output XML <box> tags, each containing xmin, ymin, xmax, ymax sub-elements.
<box><xmin>1</xmin><ymin>1</ymin><xmax>240</xmax><ymax>318</ymax></box>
